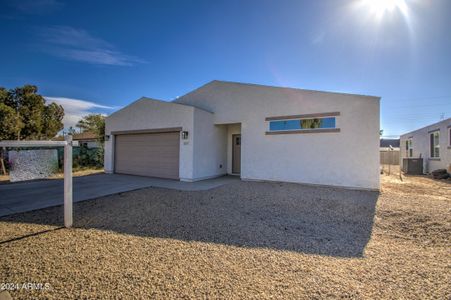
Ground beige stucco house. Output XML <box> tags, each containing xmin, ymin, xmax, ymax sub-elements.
<box><xmin>104</xmin><ymin>80</ymin><xmax>380</xmax><ymax>190</ymax></box>
<box><xmin>54</xmin><ymin>132</ymin><xmax>101</xmax><ymax>149</ymax></box>
<box><xmin>400</xmin><ymin>118</ymin><xmax>451</xmax><ymax>173</ymax></box>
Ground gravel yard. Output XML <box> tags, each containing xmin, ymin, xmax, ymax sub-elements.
<box><xmin>1</xmin><ymin>175</ymin><xmax>450</xmax><ymax>299</ymax></box>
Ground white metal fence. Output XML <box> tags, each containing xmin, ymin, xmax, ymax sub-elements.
<box><xmin>0</xmin><ymin>136</ymin><xmax>78</xmax><ymax>228</ymax></box>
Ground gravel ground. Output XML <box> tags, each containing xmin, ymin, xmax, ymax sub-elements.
<box><xmin>1</xmin><ymin>175</ymin><xmax>450</xmax><ymax>299</ymax></box>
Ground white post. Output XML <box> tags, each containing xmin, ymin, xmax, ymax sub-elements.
<box><xmin>64</xmin><ymin>135</ymin><xmax>73</xmax><ymax>228</ymax></box>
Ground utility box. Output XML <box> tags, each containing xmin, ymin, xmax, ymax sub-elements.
<box><xmin>402</xmin><ymin>158</ymin><xmax>423</xmax><ymax>175</ymax></box>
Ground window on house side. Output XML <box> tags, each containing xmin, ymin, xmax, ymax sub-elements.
<box><xmin>408</xmin><ymin>138</ymin><xmax>413</xmax><ymax>157</ymax></box>
<box><xmin>269</xmin><ymin>117</ymin><xmax>336</xmax><ymax>131</ymax></box>
<box><xmin>405</xmin><ymin>140</ymin><xmax>408</xmax><ymax>157</ymax></box>
<box><xmin>430</xmin><ymin>131</ymin><xmax>440</xmax><ymax>158</ymax></box>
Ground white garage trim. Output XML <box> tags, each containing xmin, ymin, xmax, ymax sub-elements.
<box><xmin>111</xmin><ymin>127</ymin><xmax>182</xmax><ymax>135</ymax></box>
<box><xmin>113</xmin><ymin>128</ymin><xmax>182</xmax><ymax>179</ymax></box>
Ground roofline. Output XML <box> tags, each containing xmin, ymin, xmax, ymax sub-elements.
<box><xmin>172</xmin><ymin>80</ymin><xmax>216</xmax><ymax>102</ymax></box>
<box><xmin>138</xmin><ymin>96</ymin><xmax>201</xmax><ymax>111</ymax></box>
<box><xmin>110</xmin><ymin>80</ymin><xmax>380</xmax><ymax>120</ymax></box>
<box><xmin>106</xmin><ymin>97</ymin><xmax>148</xmax><ymax>119</ymax></box>
<box><xmin>167</xmin><ymin>97</ymin><xmax>213</xmax><ymax>113</ymax></box>
<box><xmin>107</xmin><ymin>96</ymin><xmax>212</xmax><ymax>120</ymax></box>
<box><xmin>202</xmin><ymin>80</ymin><xmax>381</xmax><ymax>100</ymax></box>
<box><xmin>400</xmin><ymin>117</ymin><xmax>451</xmax><ymax>137</ymax></box>
<box><xmin>72</xmin><ymin>137</ymin><xmax>98</xmax><ymax>141</ymax></box>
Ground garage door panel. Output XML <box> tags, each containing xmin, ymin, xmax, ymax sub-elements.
<box><xmin>115</xmin><ymin>148</ymin><xmax>178</xmax><ymax>156</ymax></box>
<box><xmin>123</xmin><ymin>139</ymin><xmax>179</xmax><ymax>145</ymax></box>
<box><xmin>118</xmin><ymin>148</ymin><xmax>178</xmax><ymax>157</ymax></box>
<box><xmin>114</xmin><ymin>132</ymin><xmax>180</xmax><ymax>179</ymax></box>
<box><xmin>120</xmin><ymin>161</ymin><xmax>179</xmax><ymax>169</ymax></box>
<box><xmin>116</xmin><ymin>154</ymin><xmax>179</xmax><ymax>163</ymax></box>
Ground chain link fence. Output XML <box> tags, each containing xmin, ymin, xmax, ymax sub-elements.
<box><xmin>380</xmin><ymin>149</ymin><xmax>400</xmax><ymax>176</ymax></box>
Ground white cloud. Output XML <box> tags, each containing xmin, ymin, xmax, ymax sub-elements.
<box><xmin>37</xmin><ymin>26</ymin><xmax>146</xmax><ymax>66</ymax></box>
<box><xmin>51</xmin><ymin>48</ymin><xmax>145</xmax><ymax>66</ymax></box>
<box><xmin>39</xmin><ymin>26</ymin><xmax>112</xmax><ymax>49</ymax></box>
<box><xmin>45</xmin><ymin>96</ymin><xmax>118</xmax><ymax>129</ymax></box>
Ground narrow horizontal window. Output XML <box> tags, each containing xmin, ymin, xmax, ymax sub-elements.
<box><xmin>269</xmin><ymin>117</ymin><xmax>336</xmax><ymax>132</ymax></box>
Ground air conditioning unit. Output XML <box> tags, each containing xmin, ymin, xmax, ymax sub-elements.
<box><xmin>402</xmin><ymin>158</ymin><xmax>423</xmax><ymax>175</ymax></box>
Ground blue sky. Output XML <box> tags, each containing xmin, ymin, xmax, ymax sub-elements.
<box><xmin>0</xmin><ymin>0</ymin><xmax>450</xmax><ymax>136</ymax></box>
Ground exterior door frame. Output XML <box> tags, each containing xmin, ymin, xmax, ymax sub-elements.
<box><xmin>232</xmin><ymin>134</ymin><xmax>241</xmax><ymax>174</ymax></box>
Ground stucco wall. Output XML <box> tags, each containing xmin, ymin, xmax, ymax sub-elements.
<box><xmin>104</xmin><ymin>98</ymin><xmax>195</xmax><ymax>179</ymax></box>
<box><xmin>176</xmin><ymin>81</ymin><xmax>380</xmax><ymax>189</ymax></box>
<box><xmin>191</xmin><ymin>109</ymin><xmax>227</xmax><ymax>181</ymax></box>
<box><xmin>400</xmin><ymin>118</ymin><xmax>451</xmax><ymax>173</ymax></box>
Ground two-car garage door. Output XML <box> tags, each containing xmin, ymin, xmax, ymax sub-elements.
<box><xmin>114</xmin><ymin>132</ymin><xmax>180</xmax><ymax>179</ymax></box>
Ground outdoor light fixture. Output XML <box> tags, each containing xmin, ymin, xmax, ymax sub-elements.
<box><xmin>105</xmin><ymin>135</ymin><xmax>110</xmax><ymax>141</ymax></box>
<box><xmin>182</xmin><ymin>131</ymin><xmax>189</xmax><ymax>140</ymax></box>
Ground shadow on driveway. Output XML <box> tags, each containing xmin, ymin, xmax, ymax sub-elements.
<box><xmin>0</xmin><ymin>173</ymin><xmax>238</xmax><ymax>216</ymax></box>
<box><xmin>0</xmin><ymin>181</ymin><xmax>379</xmax><ymax>258</ymax></box>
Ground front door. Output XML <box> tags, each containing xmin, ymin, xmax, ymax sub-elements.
<box><xmin>232</xmin><ymin>134</ymin><xmax>241</xmax><ymax>174</ymax></box>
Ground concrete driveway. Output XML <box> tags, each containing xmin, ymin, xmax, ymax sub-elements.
<box><xmin>0</xmin><ymin>174</ymin><xmax>238</xmax><ymax>217</ymax></box>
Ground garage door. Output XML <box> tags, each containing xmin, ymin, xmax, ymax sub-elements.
<box><xmin>114</xmin><ymin>132</ymin><xmax>180</xmax><ymax>179</ymax></box>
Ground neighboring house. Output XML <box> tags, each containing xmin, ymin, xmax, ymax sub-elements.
<box><xmin>54</xmin><ymin>132</ymin><xmax>101</xmax><ymax>148</ymax></box>
<box><xmin>380</xmin><ymin>139</ymin><xmax>400</xmax><ymax>166</ymax></box>
<box><xmin>380</xmin><ymin>138</ymin><xmax>400</xmax><ymax>150</ymax></box>
<box><xmin>105</xmin><ymin>80</ymin><xmax>380</xmax><ymax>190</ymax></box>
<box><xmin>400</xmin><ymin>118</ymin><xmax>451</xmax><ymax>173</ymax></box>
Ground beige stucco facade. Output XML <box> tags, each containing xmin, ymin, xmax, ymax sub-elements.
<box><xmin>105</xmin><ymin>81</ymin><xmax>380</xmax><ymax>190</ymax></box>
<box><xmin>400</xmin><ymin>118</ymin><xmax>451</xmax><ymax>173</ymax></box>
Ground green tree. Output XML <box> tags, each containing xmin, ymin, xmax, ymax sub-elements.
<box><xmin>14</xmin><ymin>85</ymin><xmax>45</xmax><ymax>139</ymax></box>
<box><xmin>0</xmin><ymin>87</ymin><xmax>8</xmax><ymax>103</ymax></box>
<box><xmin>300</xmin><ymin>118</ymin><xmax>321</xmax><ymax>129</ymax></box>
<box><xmin>76</xmin><ymin>114</ymin><xmax>105</xmax><ymax>139</ymax></box>
<box><xmin>0</xmin><ymin>103</ymin><xmax>23</xmax><ymax>140</ymax></box>
<box><xmin>43</xmin><ymin>102</ymin><xmax>65</xmax><ymax>138</ymax></box>
<box><xmin>76</xmin><ymin>114</ymin><xmax>106</xmax><ymax>167</ymax></box>
<box><xmin>0</xmin><ymin>85</ymin><xmax>64</xmax><ymax>140</ymax></box>
<box><xmin>67</xmin><ymin>126</ymin><xmax>77</xmax><ymax>135</ymax></box>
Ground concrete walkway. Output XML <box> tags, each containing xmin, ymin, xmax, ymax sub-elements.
<box><xmin>0</xmin><ymin>174</ymin><xmax>238</xmax><ymax>217</ymax></box>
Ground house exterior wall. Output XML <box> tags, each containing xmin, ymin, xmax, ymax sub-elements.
<box><xmin>104</xmin><ymin>98</ymin><xmax>195</xmax><ymax>179</ymax></box>
<box><xmin>400</xmin><ymin>118</ymin><xmax>451</xmax><ymax>173</ymax></box>
<box><xmin>191</xmin><ymin>109</ymin><xmax>227</xmax><ymax>181</ymax></box>
<box><xmin>175</xmin><ymin>81</ymin><xmax>380</xmax><ymax>190</ymax></box>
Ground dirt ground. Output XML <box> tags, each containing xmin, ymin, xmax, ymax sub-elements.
<box><xmin>0</xmin><ymin>174</ymin><xmax>450</xmax><ymax>299</ymax></box>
